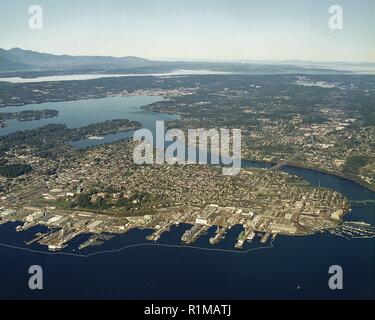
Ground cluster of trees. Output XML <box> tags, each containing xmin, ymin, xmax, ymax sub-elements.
<box><xmin>343</xmin><ymin>155</ymin><xmax>368</xmax><ymax>173</ymax></box>
<box><xmin>116</xmin><ymin>192</ymin><xmax>151</xmax><ymax>208</ymax></box>
<box><xmin>0</xmin><ymin>123</ymin><xmax>67</xmax><ymax>158</ymax></box>
<box><xmin>0</xmin><ymin>119</ymin><xmax>141</xmax><ymax>160</ymax></box>
<box><xmin>1</xmin><ymin>109</ymin><xmax>59</xmax><ymax>121</ymax></box>
<box><xmin>72</xmin><ymin>190</ymin><xmax>151</xmax><ymax>211</ymax></box>
<box><xmin>75</xmin><ymin>193</ymin><xmax>110</xmax><ymax>210</ymax></box>
<box><xmin>0</xmin><ymin>163</ymin><xmax>32</xmax><ymax>178</ymax></box>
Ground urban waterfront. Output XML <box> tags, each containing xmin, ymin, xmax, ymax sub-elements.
<box><xmin>0</xmin><ymin>97</ymin><xmax>374</xmax><ymax>299</ymax></box>
<box><xmin>0</xmin><ymin>177</ymin><xmax>374</xmax><ymax>299</ymax></box>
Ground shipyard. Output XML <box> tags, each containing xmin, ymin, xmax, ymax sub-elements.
<box><xmin>1</xmin><ymin>170</ymin><xmax>368</xmax><ymax>252</ymax></box>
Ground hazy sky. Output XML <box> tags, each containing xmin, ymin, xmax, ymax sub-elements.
<box><xmin>0</xmin><ymin>0</ymin><xmax>374</xmax><ymax>62</ymax></box>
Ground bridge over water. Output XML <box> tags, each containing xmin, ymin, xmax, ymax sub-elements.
<box><xmin>269</xmin><ymin>152</ymin><xmax>304</xmax><ymax>171</ymax></box>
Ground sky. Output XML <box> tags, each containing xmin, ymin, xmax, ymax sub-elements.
<box><xmin>0</xmin><ymin>0</ymin><xmax>374</xmax><ymax>63</ymax></box>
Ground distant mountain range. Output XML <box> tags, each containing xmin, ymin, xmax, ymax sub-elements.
<box><xmin>1</xmin><ymin>47</ymin><xmax>370</xmax><ymax>76</ymax></box>
<box><xmin>0</xmin><ymin>48</ymin><xmax>154</xmax><ymax>72</ymax></box>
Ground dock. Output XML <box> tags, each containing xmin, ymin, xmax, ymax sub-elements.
<box><xmin>260</xmin><ymin>231</ymin><xmax>271</xmax><ymax>243</ymax></box>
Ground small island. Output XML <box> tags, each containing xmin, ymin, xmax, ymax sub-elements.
<box><xmin>0</xmin><ymin>109</ymin><xmax>59</xmax><ymax>128</ymax></box>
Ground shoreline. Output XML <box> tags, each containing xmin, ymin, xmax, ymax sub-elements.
<box><xmin>275</xmin><ymin>160</ymin><xmax>375</xmax><ymax>194</ymax></box>
<box><xmin>1</xmin><ymin>95</ymin><xmax>374</xmax><ymax>195</ymax></box>
<box><xmin>242</xmin><ymin>156</ymin><xmax>375</xmax><ymax>194</ymax></box>
<box><xmin>139</xmin><ymin>104</ymin><xmax>375</xmax><ymax>195</ymax></box>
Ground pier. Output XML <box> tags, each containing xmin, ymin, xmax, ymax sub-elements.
<box><xmin>350</xmin><ymin>200</ymin><xmax>375</xmax><ymax>206</ymax></box>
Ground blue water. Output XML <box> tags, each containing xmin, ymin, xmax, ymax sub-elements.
<box><xmin>0</xmin><ymin>98</ymin><xmax>374</xmax><ymax>299</ymax></box>
<box><xmin>0</xmin><ymin>96</ymin><xmax>177</xmax><ymax>139</ymax></box>
<box><xmin>0</xmin><ymin>218</ymin><xmax>374</xmax><ymax>299</ymax></box>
